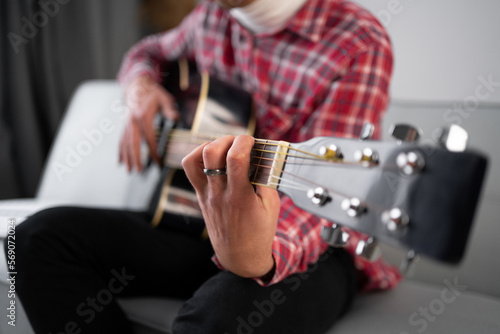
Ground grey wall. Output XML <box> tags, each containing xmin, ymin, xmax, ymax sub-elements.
<box><xmin>352</xmin><ymin>0</ymin><xmax>500</xmax><ymax>103</ymax></box>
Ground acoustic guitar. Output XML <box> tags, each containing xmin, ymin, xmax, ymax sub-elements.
<box><xmin>148</xmin><ymin>60</ymin><xmax>488</xmax><ymax>265</ymax></box>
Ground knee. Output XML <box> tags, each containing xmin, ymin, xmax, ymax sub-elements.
<box><xmin>172</xmin><ymin>272</ymin><xmax>265</xmax><ymax>333</ymax></box>
<box><xmin>17</xmin><ymin>206</ymin><xmax>71</xmax><ymax>239</ymax></box>
<box><xmin>11</xmin><ymin>207</ymin><xmax>87</xmax><ymax>263</ymax></box>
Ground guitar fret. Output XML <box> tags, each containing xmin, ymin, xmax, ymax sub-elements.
<box><xmin>250</xmin><ymin>141</ymin><xmax>268</xmax><ymax>185</ymax></box>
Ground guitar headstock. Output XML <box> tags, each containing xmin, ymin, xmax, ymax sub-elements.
<box><xmin>271</xmin><ymin>125</ymin><xmax>487</xmax><ymax>264</ymax></box>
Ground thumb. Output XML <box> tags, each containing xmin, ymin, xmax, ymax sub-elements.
<box><xmin>255</xmin><ymin>185</ymin><xmax>281</xmax><ymax>214</ymax></box>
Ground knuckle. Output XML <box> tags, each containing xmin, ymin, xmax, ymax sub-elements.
<box><xmin>202</xmin><ymin>143</ymin><xmax>221</xmax><ymax>161</ymax></box>
<box><xmin>181</xmin><ymin>156</ymin><xmax>191</xmax><ymax>169</ymax></box>
<box><xmin>227</xmin><ymin>150</ymin><xmax>247</xmax><ymax>166</ymax></box>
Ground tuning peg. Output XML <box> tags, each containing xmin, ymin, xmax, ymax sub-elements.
<box><xmin>319</xmin><ymin>144</ymin><xmax>343</xmax><ymax>161</ymax></box>
<box><xmin>382</xmin><ymin>208</ymin><xmax>410</xmax><ymax>232</ymax></box>
<box><xmin>396</xmin><ymin>151</ymin><xmax>425</xmax><ymax>176</ymax></box>
<box><xmin>355</xmin><ymin>237</ymin><xmax>381</xmax><ymax>262</ymax></box>
<box><xmin>321</xmin><ymin>224</ymin><xmax>350</xmax><ymax>248</ymax></box>
<box><xmin>307</xmin><ymin>187</ymin><xmax>330</xmax><ymax>206</ymax></box>
<box><xmin>436</xmin><ymin>124</ymin><xmax>468</xmax><ymax>152</ymax></box>
<box><xmin>389</xmin><ymin>124</ymin><xmax>422</xmax><ymax>143</ymax></box>
<box><xmin>341</xmin><ymin>197</ymin><xmax>366</xmax><ymax>217</ymax></box>
<box><xmin>399</xmin><ymin>250</ymin><xmax>420</xmax><ymax>277</ymax></box>
<box><xmin>359</xmin><ymin>122</ymin><xmax>375</xmax><ymax>141</ymax></box>
<box><xmin>354</xmin><ymin>148</ymin><xmax>379</xmax><ymax>166</ymax></box>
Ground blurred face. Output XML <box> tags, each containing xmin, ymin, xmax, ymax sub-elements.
<box><xmin>215</xmin><ymin>0</ymin><xmax>255</xmax><ymax>9</ymax></box>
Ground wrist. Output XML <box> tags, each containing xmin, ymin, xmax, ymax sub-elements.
<box><xmin>257</xmin><ymin>256</ymin><xmax>276</xmax><ymax>283</ymax></box>
<box><xmin>125</xmin><ymin>75</ymin><xmax>159</xmax><ymax>109</ymax></box>
<box><xmin>128</xmin><ymin>75</ymin><xmax>157</xmax><ymax>93</ymax></box>
<box><xmin>229</xmin><ymin>254</ymin><xmax>275</xmax><ymax>279</ymax></box>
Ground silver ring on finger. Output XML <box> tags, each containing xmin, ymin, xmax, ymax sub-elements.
<box><xmin>203</xmin><ymin>168</ymin><xmax>227</xmax><ymax>177</ymax></box>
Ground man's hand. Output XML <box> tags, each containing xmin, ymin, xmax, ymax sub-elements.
<box><xmin>119</xmin><ymin>76</ymin><xmax>179</xmax><ymax>171</ymax></box>
<box><xmin>182</xmin><ymin>135</ymin><xmax>281</xmax><ymax>278</ymax></box>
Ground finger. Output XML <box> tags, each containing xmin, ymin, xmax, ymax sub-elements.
<box><xmin>138</xmin><ymin>111</ymin><xmax>160</xmax><ymax>165</ymax></box>
<box><xmin>203</xmin><ymin>136</ymin><xmax>235</xmax><ymax>169</ymax></box>
<box><xmin>158</xmin><ymin>88</ymin><xmax>180</xmax><ymax>121</ymax></box>
<box><xmin>119</xmin><ymin>131</ymin><xmax>125</xmax><ymax>164</ymax></box>
<box><xmin>182</xmin><ymin>142</ymin><xmax>210</xmax><ymax>192</ymax></box>
<box><xmin>226</xmin><ymin>135</ymin><xmax>255</xmax><ymax>194</ymax></box>
<box><xmin>121</xmin><ymin>126</ymin><xmax>132</xmax><ymax>172</ymax></box>
<box><xmin>255</xmin><ymin>185</ymin><xmax>281</xmax><ymax>213</ymax></box>
<box><xmin>203</xmin><ymin>136</ymin><xmax>235</xmax><ymax>193</ymax></box>
<box><xmin>130</xmin><ymin>123</ymin><xmax>143</xmax><ymax>171</ymax></box>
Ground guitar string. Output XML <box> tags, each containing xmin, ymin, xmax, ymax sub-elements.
<box><xmin>248</xmin><ymin>157</ymin><xmax>352</xmax><ymax>199</ymax></box>
<box><xmin>169</xmin><ymin>136</ymin><xmax>323</xmax><ymax>160</ymax></box>
<box><xmin>161</xmin><ymin>146</ymin><xmax>388</xmax><ymax>214</ymax></box>
<box><xmin>166</xmin><ymin>130</ymin><xmax>329</xmax><ymax>161</ymax></box>
<box><xmin>162</xmin><ymin>140</ymin><xmax>381</xmax><ymax>200</ymax></box>
<box><xmin>164</xmin><ymin>135</ymin><xmax>373</xmax><ymax>167</ymax></box>
<box><xmin>166</xmin><ymin>132</ymin><xmax>374</xmax><ymax>168</ymax></box>
<box><xmin>159</xmin><ymin>132</ymin><xmax>391</xmax><ymax>214</ymax></box>
<box><xmin>162</xmin><ymin>131</ymin><xmax>388</xmax><ymax>206</ymax></box>
<box><xmin>249</xmin><ymin>140</ymin><xmax>365</xmax><ymax>203</ymax></box>
<box><xmin>249</xmin><ymin>164</ymin><xmax>314</xmax><ymax>192</ymax></box>
<box><xmin>160</xmin><ymin>131</ymin><xmax>354</xmax><ymax>195</ymax></box>
<box><xmin>251</xmin><ymin>139</ymin><xmax>387</xmax><ymax>212</ymax></box>
<box><xmin>247</xmin><ymin>161</ymin><xmax>388</xmax><ymax>215</ymax></box>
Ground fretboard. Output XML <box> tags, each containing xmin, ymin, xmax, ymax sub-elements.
<box><xmin>162</xmin><ymin>129</ymin><xmax>290</xmax><ymax>189</ymax></box>
<box><xmin>250</xmin><ymin>139</ymin><xmax>290</xmax><ymax>189</ymax></box>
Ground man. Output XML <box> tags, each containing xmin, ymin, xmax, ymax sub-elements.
<box><xmin>13</xmin><ymin>0</ymin><xmax>400</xmax><ymax>333</ymax></box>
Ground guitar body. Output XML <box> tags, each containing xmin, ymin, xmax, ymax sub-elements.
<box><xmin>149</xmin><ymin>60</ymin><xmax>255</xmax><ymax>234</ymax></box>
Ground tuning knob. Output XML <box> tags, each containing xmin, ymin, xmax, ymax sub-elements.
<box><xmin>360</xmin><ymin>122</ymin><xmax>375</xmax><ymax>141</ymax></box>
<box><xmin>399</xmin><ymin>250</ymin><xmax>420</xmax><ymax>276</ymax></box>
<box><xmin>396</xmin><ymin>151</ymin><xmax>425</xmax><ymax>175</ymax></box>
<box><xmin>354</xmin><ymin>148</ymin><xmax>379</xmax><ymax>166</ymax></box>
<box><xmin>436</xmin><ymin>124</ymin><xmax>468</xmax><ymax>152</ymax></box>
<box><xmin>307</xmin><ymin>187</ymin><xmax>330</xmax><ymax>206</ymax></box>
<box><xmin>319</xmin><ymin>145</ymin><xmax>343</xmax><ymax>161</ymax></box>
<box><xmin>355</xmin><ymin>237</ymin><xmax>381</xmax><ymax>262</ymax></box>
<box><xmin>390</xmin><ymin>124</ymin><xmax>422</xmax><ymax>143</ymax></box>
<box><xmin>341</xmin><ymin>197</ymin><xmax>366</xmax><ymax>217</ymax></box>
<box><xmin>382</xmin><ymin>208</ymin><xmax>410</xmax><ymax>232</ymax></box>
<box><xmin>321</xmin><ymin>224</ymin><xmax>350</xmax><ymax>248</ymax></box>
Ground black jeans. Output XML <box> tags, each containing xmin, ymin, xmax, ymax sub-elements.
<box><xmin>10</xmin><ymin>206</ymin><xmax>357</xmax><ymax>334</ymax></box>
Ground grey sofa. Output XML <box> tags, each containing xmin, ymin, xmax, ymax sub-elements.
<box><xmin>1</xmin><ymin>81</ymin><xmax>499</xmax><ymax>333</ymax></box>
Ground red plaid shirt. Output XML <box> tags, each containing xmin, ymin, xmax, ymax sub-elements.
<box><xmin>119</xmin><ymin>0</ymin><xmax>401</xmax><ymax>291</ymax></box>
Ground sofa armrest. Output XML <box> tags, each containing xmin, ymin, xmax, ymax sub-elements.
<box><xmin>36</xmin><ymin>80</ymin><xmax>160</xmax><ymax>210</ymax></box>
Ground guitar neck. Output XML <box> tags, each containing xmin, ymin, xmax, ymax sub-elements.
<box><xmin>158</xmin><ymin>123</ymin><xmax>488</xmax><ymax>265</ymax></box>
<box><xmin>162</xmin><ymin>129</ymin><xmax>217</xmax><ymax>168</ymax></box>
<box><xmin>163</xmin><ymin>129</ymin><xmax>290</xmax><ymax>190</ymax></box>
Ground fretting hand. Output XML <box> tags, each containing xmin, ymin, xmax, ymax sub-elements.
<box><xmin>182</xmin><ymin>135</ymin><xmax>280</xmax><ymax>278</ymax></box>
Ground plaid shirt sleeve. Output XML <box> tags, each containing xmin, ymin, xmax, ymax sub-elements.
<box><xmin>256</xmin><ymin>38</ymin><xmax>402</xmax><ymax>290</ymax></box>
